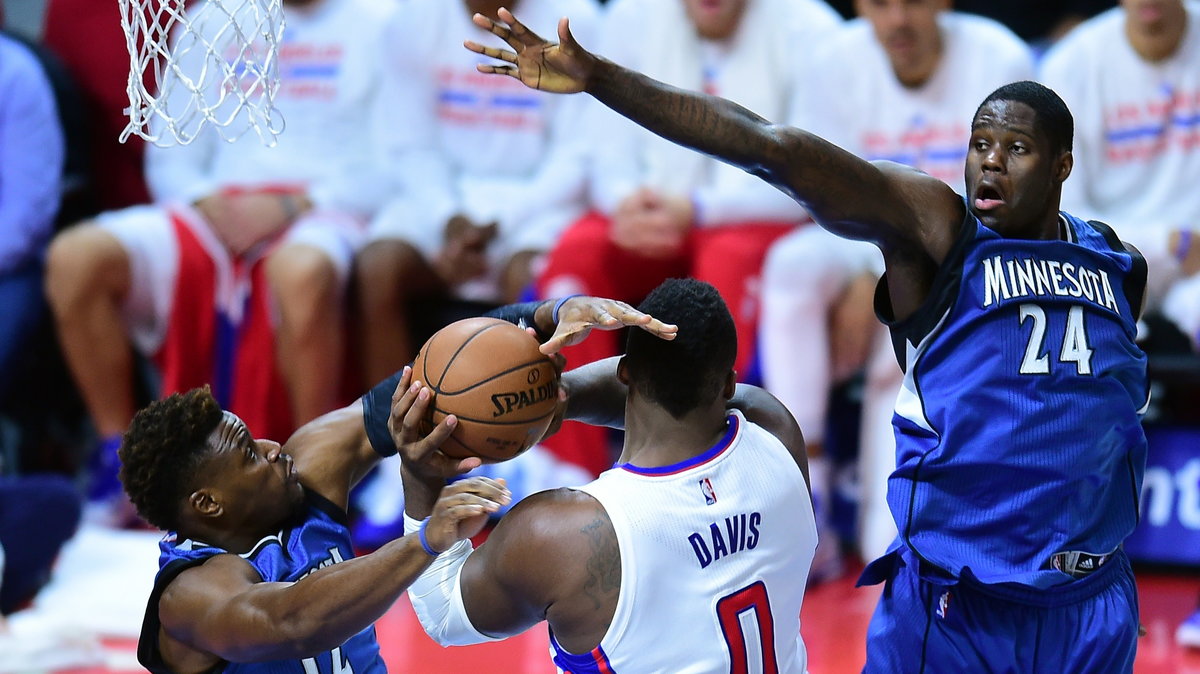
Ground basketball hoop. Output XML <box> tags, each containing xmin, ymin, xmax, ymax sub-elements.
<box><xmin>119</xmin><ymin>0</ymin><xmax>286</xmax><ymax>147</ymax></box>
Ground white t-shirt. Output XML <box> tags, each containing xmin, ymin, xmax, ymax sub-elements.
<box><xmin>146</xmin><ymin>0</ymin><xmax>396</xmax><ymax>216</ymax></box>
<box><xmin>591</xmin><ymin>0</ymin><xmax>843</xmax><ymax>227</ymax></box>
<box><xmin>1041</xmin><ymin>2</ymin><xmax>1200</xmax><ymax>266</ymax></box>
<box><xmin>558</xmin><ymin>411</ymin><xmax>816</xmax><ymax>674</ymax></box>
<box><xmin>792</xmin><ymin>12</ymin><xmax>1035</xmax><ymax>194</ymax></box>
<box><xmin>371</xmin><ymin>0</ymin><xmax>600</xmax><ymax>254</ymax></box>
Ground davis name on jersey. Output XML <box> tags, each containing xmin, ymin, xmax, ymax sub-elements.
<box><xmin>688</xmin><ymin>511</ymin><xmax>762</xmax><ymax>569</ymax></box>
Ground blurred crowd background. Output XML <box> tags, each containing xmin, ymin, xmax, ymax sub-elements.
<box><xmin>1</xmin><ymin>0</ymin><xmax>1198</xmax><ymax>645</ymax></box>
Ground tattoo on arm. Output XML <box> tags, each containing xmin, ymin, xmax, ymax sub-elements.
<box><xmin>579</xmin><ymin>515</ymin><xmax>620</xmax><ymax>611</ymax></box>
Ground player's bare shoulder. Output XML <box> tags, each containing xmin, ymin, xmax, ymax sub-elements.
<box><xmin>489</xmin><ymin>488</ymin><xmax>620</xmax><ymax>618</ymax></box>
<box><xmin>728</xmin><ymin>385</ymin><xmax>808</xmax><ymax>487</ymax></box>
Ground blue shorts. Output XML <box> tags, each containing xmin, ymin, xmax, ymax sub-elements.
<box><xmin>862</xmin><ymin>548</ymin><xmax>1139</xmax><ymax>673</ymax></box>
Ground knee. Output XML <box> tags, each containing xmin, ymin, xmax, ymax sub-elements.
<box><xmin>267</xmin><ymin>244</ymin><xmax>340</xmax><ymax>313</ymax></box>
<box><xmin>44</xmin><ymin>224</ymin><xmax>129</xmax><ymax>313</ymax></box>
<box><xmin>355</xmin><ymin>239</ymin><xmax>425</xmax><ymax>308</ymax></box>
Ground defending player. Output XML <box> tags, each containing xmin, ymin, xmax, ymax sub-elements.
<box><xmin>122</xmin><ymin>294</ymin><xmax>674</xmax><ymax>673</ymax></box>
<box><xmin>466</xmin><ymin>10</ymin><xmax>1149</xmax><ymax>671</ymax></box>
<box><xmin>391</xmin><ymin>278</ymin><xmax>817</xmax><ymax>672</ymax></box>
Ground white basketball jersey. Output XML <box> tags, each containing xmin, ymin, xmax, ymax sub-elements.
<box><xmin>550</xmin><ymin>410</ymin><xmax>817</xmax><ymax>674</ymax></box>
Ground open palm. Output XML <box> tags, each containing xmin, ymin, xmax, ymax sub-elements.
<box><xmin>464</xmin><ymin>7</ymin><xmax>594</xmax><ymax>94</ymax></box>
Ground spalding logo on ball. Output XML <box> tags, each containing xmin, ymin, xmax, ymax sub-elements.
<box><xmin>412</xmin><ymin>317</ymin><xmax>560</xmax><ymax>462</ymax></box>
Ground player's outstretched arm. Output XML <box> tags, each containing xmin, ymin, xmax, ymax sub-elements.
<box><xmin>156</xmin><ymin>477</ymin><xmax>509</xmax><ymax>665</ymax></box>
<box><xmin>467</xmin><ymin>9</ymin><xmax>962</xmax><ymax>258</ymax></box>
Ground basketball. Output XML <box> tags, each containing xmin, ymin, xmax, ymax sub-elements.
<box><xmin>411</xmin><ymin>317</ymin><xmax>559</xmax><ymax>462</ymax></box>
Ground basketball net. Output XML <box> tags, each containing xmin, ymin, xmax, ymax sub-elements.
<box><xmin>119</xmin><ymin>0</ymin><xmax>286</xmax><ymax>147</ymax></box>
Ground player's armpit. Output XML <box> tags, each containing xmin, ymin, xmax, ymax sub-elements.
<box><xmin>283</xmin><ymin>401</ymin><xmax>377</xmax><ymax>512</ymax></box>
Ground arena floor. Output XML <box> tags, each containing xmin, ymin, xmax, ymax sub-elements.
<box><xmin>21</xmin><ymin>526</ymin><xmax>1200</xmax><ymax>674</ymax></box>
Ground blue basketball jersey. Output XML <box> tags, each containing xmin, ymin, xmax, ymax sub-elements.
<box><xmin>137</xmin><ymin>490</ymin><xmax>386</xmax><ymax>673</ymax></box>
<box><xmin>875</xmin><ymin>207</ymin><xmax>1149</xmax><ymax>589</ymax></box>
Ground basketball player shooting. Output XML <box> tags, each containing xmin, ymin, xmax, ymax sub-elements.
<box><xmin>395</xmin><ymin>278</ymin><xmax>818</xmax><ymax>672</ymax></box>
<box><xmin>465</xmin><ymin>8</ymin><xmax>1150</xmax><ymax>672</ymax></box>
<box><xmin>122</xmin><ymin>294</ymin><xmax>673</xmax><ymax>673</ymax></box>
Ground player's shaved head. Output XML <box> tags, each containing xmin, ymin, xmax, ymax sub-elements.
<box><xmin>625</xmin><ymin>279</ymin><xmax>736</xmax><ymax>418</ymax></box>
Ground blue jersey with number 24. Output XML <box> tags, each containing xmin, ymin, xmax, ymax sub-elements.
<box><xmin>879</xmin><ymin>207</ymin><xmax>1149</xmax><ymax>589</ymax></box>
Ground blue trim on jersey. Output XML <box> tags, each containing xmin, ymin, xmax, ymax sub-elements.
<box><xmin>549</xmin><ymin>630</ymin><xmax>617</xmax><ymax>673</ymax></box>
<box><xmin>614</xmin><ymin>414</ymin><xmax>739</xmax><ymax>476</ymax></box>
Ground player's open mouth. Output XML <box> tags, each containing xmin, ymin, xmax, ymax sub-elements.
<box><xmin>974</xmin><ymin>185</ymin><xmax>1005</xmax><ymax>211</ymax></box>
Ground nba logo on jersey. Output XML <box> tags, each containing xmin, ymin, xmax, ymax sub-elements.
<box><xmin>699</xmin><ymin>478</ymin><xmax>717</xmax><ymax>505</ymax></box>
<box><xmin>937</xmin><ymin>591</ymin><xmax>952</xmax><ymax>619</ymax></box>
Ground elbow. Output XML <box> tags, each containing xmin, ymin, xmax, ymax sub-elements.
<box><xmin>750</xmin><ymin>124</ymin><xmax>802</xmax><ymax>187</ymax></box>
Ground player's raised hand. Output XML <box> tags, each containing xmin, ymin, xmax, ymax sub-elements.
<box><xmin>465</xmin><ymin>8</ymin><xmax>594</xmax><ymax>94</ymax></box>
<box><xmin>389</xmin><ymin>366</ymin><xmax>482</xmax><ymax>479</ymax></box>
<box><xmin>541</xmin><ymin>296</ymin><xmax>678</xmax><ymax>355</ymax></box>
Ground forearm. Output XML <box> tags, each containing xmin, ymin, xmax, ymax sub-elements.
<box><xmin>584</xmin><ymin>59</ymin><xmax>903</xmax><ymax>238</ymax></box>
<box><xmin>226</xmin><ymin>536</ymin><xmax>435</xmax><ymax>659</ymax></box>
<box><xmin>586</xmin><ymin>58</ymin><xmax>788</xmax><ymax>183</ymax></box>
<box><xmin>561</xmin><ymin>357</ymin><xmax>626</xmax><ymax>429</ymax></box>
<box><xmin>402</xmin><ymin>463</ymin><xmax>443</xmax><ymax>520</ymax></box>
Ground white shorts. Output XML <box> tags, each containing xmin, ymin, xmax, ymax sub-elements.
<box><xmin>96</xmin><ymin>203</ymin><xmax>364</xmax><ymax>354</ymax></box>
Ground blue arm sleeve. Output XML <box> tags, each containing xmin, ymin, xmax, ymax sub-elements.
<box><xmin>481</xmin><ymin>301</ymin><xmax>551</xmax><ymax>341</ymax></box>
<box><xmin>362</xmin><ymin>369</ymin><xmax>403</xmax><ymax>458</ymax></box>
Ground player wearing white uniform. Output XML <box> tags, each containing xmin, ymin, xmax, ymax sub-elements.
<box><xmin>394</xmin><ymin>279</ymin><xmax>816</xmax><ymax>674</ymax></box>
<box><xmin>1041</xmin><ymin>0</ymin><xmax>1200</xmax><ymax>345</ymax></box>
<box><xmin>45</xmin><ymin>0</ymin><xmax>394</xmax><ymax>522</ymax></box>
<box><xmin>356</xmin><ymin>0</ymin><xmax>600</xmax><ymax>387</ymax></box>
<box><xmin>567</xmin><ymin>409</ymin><xmax>814</xmax><ymax>673</ymax></box>
<box><xmin>757</xmin><ymin>0</ymin><xmax>1033</xmax><ymax>564</ymax></box>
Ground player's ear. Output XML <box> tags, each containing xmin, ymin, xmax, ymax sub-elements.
<box><xmin>189</xmin><ymin>489</ymin><xmax>222</xmax><ymax>518</ymax></box>
<box><xmin>722</xmin><ymin>371</ymin><xmax>736</xmax><ymax>400</ymax></box>
<box><xmin>1055</xmin><ymin>150</ymin><xmax>1073</xmax><ymax>184</ymax></box>
<box><xmin>616</xmin><ymin>356</ymin><xmax>630</xmax><ymax>386</ymax></box>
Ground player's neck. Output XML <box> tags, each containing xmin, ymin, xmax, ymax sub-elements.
<box><xmin>618</xmin><ymin>402</ymin><xmax>729</xmax><ymax>468</ymax></box>
<box><xmin>1125</xmin><ymin>7</ymin><xmax>1188</xmax><ymax>62</ymax></box>
<box><xmin>182</xmin><ymin>518</ymin><xmax>280</xmax><ymax>555</ymax></box>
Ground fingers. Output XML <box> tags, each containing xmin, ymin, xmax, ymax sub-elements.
<box><xmin>540</xmin><ymin>324</ymin><xmax>591</xmax><ymax>354</ymax></box>
<box><xmin>471</xmin><ymin>12</ymin><xmax>520</xmax><ymax>50</ymax></box>
<box><xmin>432</xmin><ymin>477</ymin><xmax>512</xmax><ymax>521</ymax></box>
<box><xmin>639</xmin><ymin>318</ymin><xmax>679</xmax><ymax>340</ymax></box>
<box><xmin>390</xmin><ymin>365</ymin><xmax>413</xmax><ymax>406</ymax></box>
<box><xmin>443</xmin><ymin>476</ymin><xmax>510</xmax><ymax>503</ymax></box>
<box><xmin>396</xmin><ymin>383</ymin><xmax>457</xmax><ymax>462</ymax></box>
<box><xmin>476</xmin><ymin>63</ymin><xmax>519</xmax><ymax>78</ymax></box>
<box><xmin>463</xmin><ymin>40</ymin><xmax>517</xmax><ymax>64</ymax></box>
<box><xmin>558</xmin><ymin>17</ymin><xmax>574</xmax><ymax>50</ymax></box>
<box><xmin>498</xmin><ymin>7</ymin><xmax>547</xmax><ymax>46</ymax></box>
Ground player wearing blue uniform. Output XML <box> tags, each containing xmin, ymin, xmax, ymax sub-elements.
<box><xmin>119</xmin><ymin>295</ymin><xmax>671</xmax><ymax>673</ymax></box>
<box><xmin>465</xmin><ymin>10</ymin><xmax>1150</xmax><ymax>671</ymax></box>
